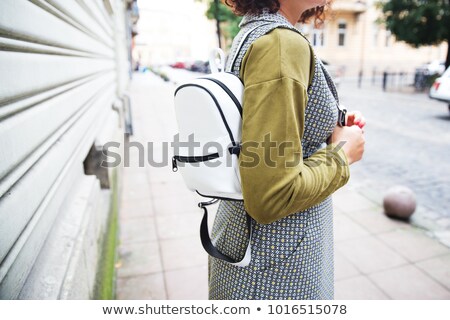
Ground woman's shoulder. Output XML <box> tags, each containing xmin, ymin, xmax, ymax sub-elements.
<box><xmin>250</xmin><ymin>27</ymin><xmax>310</xmax><ymax>50</ymax></box>
<box><xmin>241</xmin><ymin>27</ymin><xmax>313</xmax><ymax>86</ymax></box>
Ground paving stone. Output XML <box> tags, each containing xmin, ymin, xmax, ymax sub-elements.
<box><xmin>335</xmin><ymin>250</ymin><xmax>361</xmax><ymax>281</ymax></box>
<box><xmin>122</xmin><ymin>163</ymin><xmax>151</xmax><ymax>176</ymax></box>
<box><xmin>122</xmin><ymin>170</ymin><xmax>149</xmax><ymax>187</ymax></box>
<box><xmin>165</xmin><ymin>266</ymin><xmax>209</xmax><ymax>300</ymax></box>
<box><xmin>344</xmin><ymin>206</ymin><xmax>410</xmax><ymax>235</ymax></box>
<box><xmin>416</xmin><ymin>254</ymin><xmax>450</xmax><ymax>291</ymax></box>
<box><xmin>334</xmin><ymin>214</ymin><xmax>370</xmax><ymax>242</ymax></box>
<box><xmin>117</xmin><ymin>241</ymin><xmax>163</xmax><ymax>277</ymax></box>
<box><xmin>122</xmin><ymin>181</ymin><xmax>152</xmax><ymax>201</ymax></box>
<box><xmin>120</xmin><ymin>198</ymin><xmax>154</xmax><ymax>219</ymax></box>
<box><xmin>333</xmin><ymin>189</ymin><xmax>378</xmax><ymax>213</ymax></box>
<box><xmin>335</xmin><ymin>275</ymin><xmax>389</xmax><ymax>300</ymax></box>
<box><xmin>119</xmin><ymin>216</ymin><xmax>158</xmax><ymax>244</ymax></box>
<box><xmin>333</xmin><ymin>206</ymin><xmax>345</xmax><ymax>216</ymax></box>
<box><xmin>409</xmin><ymin>207</ymin><xmax>444</xmax><ymax>234</ymax></box>
<box><xmin>336</xmin><ymin>236</ymin><xmax>407</xmax><ymax>274</ymax></box>
<box><xmin>377</xmin><ymin>228</ymin><xmax>450</xmax><ymax>262</ymax></box>
<box><xmin>121</xmin><ymin>152</ymin><xmax>149</xmax><ymax>169</ymax></box>
<box><xmin>350</xmin><ymin>183</ymin><xmax>384</xmax><ymax>206</ymax></box>
<box><xmin>433</xmin><ymin>230</ymin><xmax>450</xmax><ymax>248</ymax></box>
<box><xmin>116</xmin><ymin>273</ymin><xmax>167</xmax><ymax>300</ymax></box>
<box><xmin>150</xmin><ymin>180</ymin><xmax>194</xmax><ymax>198</ymax></box>
<box><xmin>156</xmin><ymin>213</ymin><xmax>202</xmax><ymax>240</ymax></box>
<box><xmin>148</xmin><ymin>166</ymin><xmax>185</xmax><ymax>184</ymax></box>
<box><xmin>160</xmin><ymin>236</ymin><xmax>207</xmax><ymax>271</ymax></box>
<box><xmin>152</xmin><ymin>193</ymin><xmax>200</xmax><ymax>216</ymax></box>
<box><xmin>369</xmin><ymin>265</ymin><xmax>450</xmax><ymax>299</ymax></box>
<box><xmin>435</xmin><ymin>217</ymin><xmax>450</xmax><ymax>229</ymax></box>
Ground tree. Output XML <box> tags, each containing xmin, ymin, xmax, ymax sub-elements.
<box><xmin>377</xmin><ymin>0</ymin><xmax>450</xmax><ymax>68</ymax></box>
<box><xmin>197</xmin><ymin>0</ymin><xmax>242</xmax><ymax>47</ymax></box>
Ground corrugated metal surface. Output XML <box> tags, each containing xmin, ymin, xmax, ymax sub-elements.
<box><xmin>0</xmin><ymin>0</ymin><xmax>131</xmax><ymax>299</ymax></box>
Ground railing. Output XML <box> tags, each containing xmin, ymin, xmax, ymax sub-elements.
<box><xmin>367</xmin><ymin>70</ymin><xmax>438</xmax><ymax>93</ymax></box>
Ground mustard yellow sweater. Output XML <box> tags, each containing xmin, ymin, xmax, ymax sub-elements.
<box><xmin>238</xmin><ymin>28</ymin><xmax>350</xmax><ymax>224</ymax></box>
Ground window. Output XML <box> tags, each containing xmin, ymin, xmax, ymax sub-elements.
<box><xmin>299</xmin><ymin>24</ymin><xmax>310</xmax><ymax>36</ymax></box>
<box><xmin>372</xmin><ymin>23</ymin><xmax>379</xmax><ymax>47</ymax></box>
<box><xmin>338</xmin><ymin>21</ymin><xmax>347</xmax><ymax>47</ymax></box>
<box><xmin>385</xmin><ymin>29</ymin><xmax>392</xmax><ymax>47</ymax></box>
<box><xmin>312</xmin><ymin>27</ymin><xmax>325</xmax><ymax>47</ymax></box>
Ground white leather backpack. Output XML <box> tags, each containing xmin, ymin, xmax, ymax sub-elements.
<box><xmin>171</xmin><ymin>26</ymin><xmax>265</xmax><ymax>267</ymax></box>
<box><xmin>172</xmin><ymin>48</ymin><xmax>244</xmax><ymax>201</ymax></box>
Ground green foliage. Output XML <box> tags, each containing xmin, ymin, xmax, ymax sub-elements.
<box><xmin>376</xmin><ymin>0</ymin><xmax>450</xmax><ymax>67</ymax></box>
<box><xmin>94</xmin><ymin>169</ymin><xmax>119</xmax><ymax>300</ymax></box>
<box><xmin>377</xmin><ymin>0</ymin><xmax>449</xmax><ymax>46</ymax></box>
<box><xmin>199</xmin><ymin>0</ymin><xmax>242</xmax><ymax>42</ymax></box>
<box><xmin>149</xmin><ymin>67</ymin><xmax>170</xmax><ymax>82</ymax></box>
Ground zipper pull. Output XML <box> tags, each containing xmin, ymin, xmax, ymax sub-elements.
<box><xmin>172</xmin><ymin>156</ymin><xmax>178</xmax><ymax>172</ymax></box>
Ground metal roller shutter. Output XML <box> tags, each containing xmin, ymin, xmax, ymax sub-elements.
<box><xmin>0</xmin><ymin>0</ymin><xmax>134</xmax><ymax>299</ymax></box>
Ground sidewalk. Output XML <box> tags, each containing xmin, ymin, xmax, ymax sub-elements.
<box><xmin>115</xmin><ymin>72</ymin><xmax>450</xmax><ymax>300</ymax></box>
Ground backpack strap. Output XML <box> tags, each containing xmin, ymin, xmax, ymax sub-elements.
<box><xmin>226</xmin><ymin>22</ymin><xmax>272</xmax><ymax>73</ymax></box>
<box><xmin>226</xmin><ymin>21</ymin><xmax>309</xmax><ymax>77</ymax></box>
<box><xmin>199</xmin><ymin>199</ymin><xmax>252</xmax><ymax>267</ymax></box>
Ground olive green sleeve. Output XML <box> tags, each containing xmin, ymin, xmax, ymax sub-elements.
<box><xmin>238</xmin><ymin>28</ymin><xmax>350</xmax><ymax>225</ymax></box>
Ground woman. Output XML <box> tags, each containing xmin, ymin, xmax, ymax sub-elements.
<box><xmin>209</xmin><ymin>0</ymin><xmax>366</xmax><ymax>300</ymax></box>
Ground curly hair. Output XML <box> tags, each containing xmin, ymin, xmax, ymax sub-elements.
<box><xmin>224</xmin><ymin>0</ymin><xmax>331</xmax><ymax>26</ymax></box>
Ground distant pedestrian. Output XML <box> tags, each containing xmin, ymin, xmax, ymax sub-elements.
<box><xmin>208</xmin><ymin>0</ymin><xmax>366</xmax><ymax>300</ymax></box>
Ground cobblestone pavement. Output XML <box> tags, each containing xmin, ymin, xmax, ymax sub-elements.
<box><xmin>337</xmin><ymin>81</ymin><xmax>450</xmax><ymax>241</ymax></box>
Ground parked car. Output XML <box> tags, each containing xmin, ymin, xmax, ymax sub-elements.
<box><xmin>421</xmin><ymin>60</ymin><xmax>446</xmax><ymax>76</ymax></box>
<box><xmin>189</xmin><ymin>60</ymin><xmax>210</xmax><ymax>74</ymax></box>
<box><xmin>170</xmin><ymin>61</ymin><xmax>187</xmax><ymax>69</ymax></box>
<box><xmin>415</xmin><ymin>60</ymin><xmax>446</xmax><ymax>91</ymax></box>
<box><xmin>429</xmin><ymin>66</ymin><xmax>450</xmax><ymax>113</ymax></box>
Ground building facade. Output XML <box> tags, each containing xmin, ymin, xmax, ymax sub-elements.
<box><xmin>133</xmin><ymin>0</ymin><xmax>217</xmax><ymax>66</ymax></box>
<box><xmin>0</xmin><ymin>0</ymin><xmax>138</xmax><ymax>299</ymax></box>
<box><xmin>300</xmin><ymin>0</ymin><xmax>447</xmax><ymax>78</ymax></box>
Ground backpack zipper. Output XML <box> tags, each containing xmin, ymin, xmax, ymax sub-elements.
<box><xmin>172</xmin><ymin>153</ymin><xmax>220</xmax><ymax>172</ymax></box>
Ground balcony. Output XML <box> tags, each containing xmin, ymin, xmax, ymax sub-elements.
<box><xmin>332</xmin><ymin>0</ymin><xmax>367</xmax><ymax>13</ymax></box>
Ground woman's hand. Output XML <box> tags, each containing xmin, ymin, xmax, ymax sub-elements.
<box><xmin>346</xmin><ymin>110</ymin><xmax>366</xmax><ymax>129</ymax></box>
<box><xmin>331</xmin><ymin>125</ymin><xmax>365</xmax><ymax>165</ymax></box>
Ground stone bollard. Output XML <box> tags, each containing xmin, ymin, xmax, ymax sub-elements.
<box><xmin>383</xmin><ymin>185</ymin><xmax>417</xmax><ymax>220</ymax></box>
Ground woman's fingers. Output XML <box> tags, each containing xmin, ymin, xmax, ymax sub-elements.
<box><xmin>346</xmin><ymin>111</ymin><xmax>366</xmax><ymax>129</ymax></box>
<box><xmin>358</xmin><ymin>118</ymin><xmax>366</xmax><ymax>129</ymax></box>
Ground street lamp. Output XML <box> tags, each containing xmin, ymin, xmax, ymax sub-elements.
<box><xmin>214</xmin><ymin>0</ymin><xmax>222</xmax><ymax>48</ymax></box>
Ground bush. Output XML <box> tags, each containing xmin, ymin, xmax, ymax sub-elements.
<box><xmin>149</xmin><ymin>67</ymin><xmax>171</xmax><ymax>82</ymax></box>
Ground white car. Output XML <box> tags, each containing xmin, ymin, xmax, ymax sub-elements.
<box><xmin>429</xmin><ymin>66</ymin><xmax>450</xmax><ymax>113</ymax></box>
<box><xmin>421</xmin><ymin>60</ymin><xmax>446</xmax><ymax>75</ymax></box>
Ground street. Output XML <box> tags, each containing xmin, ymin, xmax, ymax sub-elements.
<box><xmin>338</xmin><ymin>80</ymin><xmax>450</xmax><ymax>235</ymax></box>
